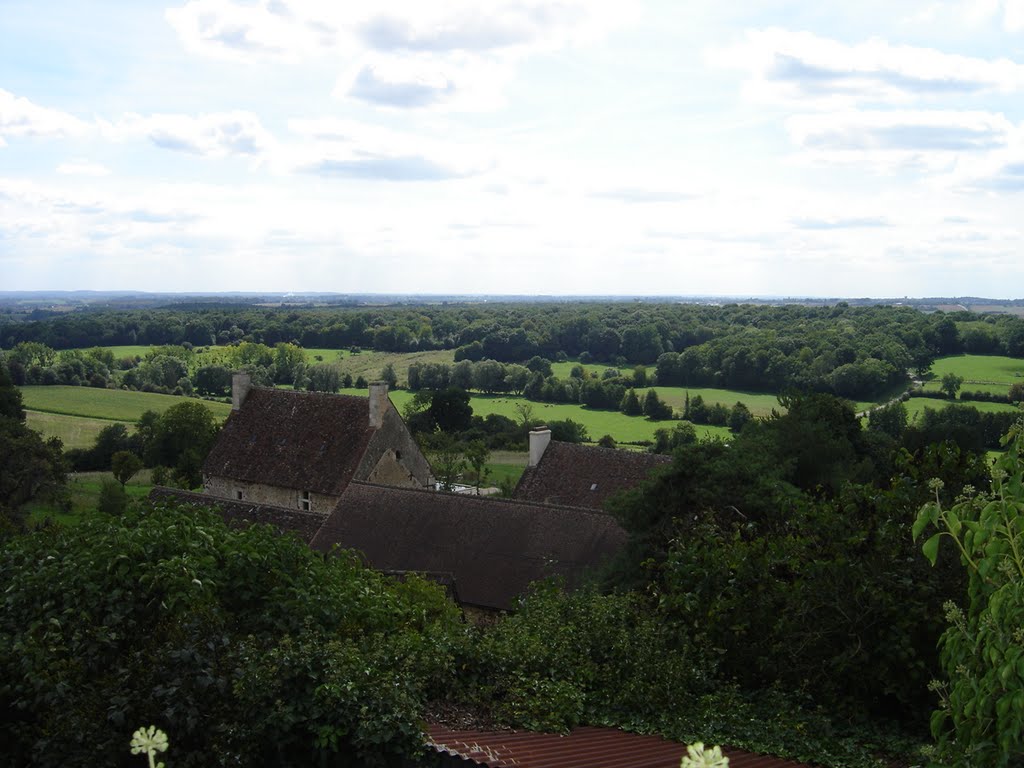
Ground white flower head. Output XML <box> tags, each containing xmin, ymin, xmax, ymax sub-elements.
<box><xmin>131</xmin><ymin>726</ymin><xmax>169</xmax><ymax>768</ymax></box>
<box><xmin>681</xmin><ymin>741</ymin><xmax>729</xmax><ymax>768</ymax></box>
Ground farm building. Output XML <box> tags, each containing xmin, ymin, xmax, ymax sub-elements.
<box><xmin>513</xmin><ymin>427</ymin><xmax>671</xmax><ymax>510</ymax></box>
<box><xmin>309</xmin><ymin>482</ymin><xmax>627</xmax><ymax>614</ymax></box>
<box><xmin>202</xmin><ymin>375</ymin><xmax>431</xmax><ymax>513</ymax></box>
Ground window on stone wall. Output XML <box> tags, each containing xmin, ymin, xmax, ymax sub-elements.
<box><xmin>300</xmin><ymin>490</ymin><xmax>311</xmax><ymax>511</ymax></box>
<box><xmin>236</xmin><ymin>490</ymin><xmax>243</xmax><ymax>500</ymax></box>
<box><xmin>395</xmin><ymin>450</ymin><xmax>402</xmax><ymax>461</ymax></box>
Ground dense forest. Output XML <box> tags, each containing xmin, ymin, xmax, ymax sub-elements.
<box><xmin>3</xmin><ymin>302</ymin><xmax>1024</xmax><ymax>400</ymax></box>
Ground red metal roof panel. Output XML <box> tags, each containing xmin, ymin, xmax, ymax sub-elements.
<box><xmin>425</xmin><ymin>725</ymin><xmax>813</xmax><ymax>768</ymax></box>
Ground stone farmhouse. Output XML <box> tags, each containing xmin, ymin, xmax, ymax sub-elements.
<box><xmin>158</xmin><ymin>378</ymin><xmax>670</xmax><ymax>614</ymax></box>
<box><xmin>202</xmin><ymin>374</ymin><xmax>431</xmax><ymax>513</ymax></box>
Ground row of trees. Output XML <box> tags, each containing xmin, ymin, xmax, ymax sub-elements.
<box><xmin>5</xmin><ymin>303</ymin><xmax>1023</xmax><ymax>393</ymax></box>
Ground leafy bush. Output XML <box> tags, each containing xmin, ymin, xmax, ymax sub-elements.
<box><xmin>0</xmin><ymin>502</ymin><xmax>464</xmax><ymax>767</ymax></box>
<box><xmin>914</xmin><ymin>417</ymin><xmax>1024</xmax><ymax>765</ymax></box>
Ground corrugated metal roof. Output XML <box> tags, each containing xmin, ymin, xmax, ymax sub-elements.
<box><xmin>425</xmin><ymin>725</ymin><xmax>813</xmax><ymax>768</ymax></box>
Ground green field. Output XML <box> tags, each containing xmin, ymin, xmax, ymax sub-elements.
<box><xmin>25</xmin><ymin>411</ymin><xmax>134</xmax><ymax>450</ymax></box>
<box><xmin>649</xmin><ymin>386</ymin><xmax>784</xmax><ymax>418</ymax></box>
<box><xmin>352</xmin><ymin>388</ymin><xmax>732</xmax><ymax>444</ymax></box>
<box><xmin>96</xmin><ymin>345</ymin><xmax>158</xmax><ymax>359</ymax></box>
<box><xmin>922</xmin><ymin>355</ymin><xmax>1024</xmax><ymax>395</ymax></box>
<box><xmin>27</xmin><ymin>470</ymin><xmax>155</xmax><ymax>526</ymax></box>
<box><xmin>19</xmin><ymin>386</ymin><xmax>233</xmax><ymax>422</ymax></box>
<box><xmin>333</xmin><ymin>349</ymin><xmax>456</xmax><ymax>385</ymax></box>
<box><xmin>905</xmin><ymin>397</ymin><xmax>1022</xmax><ymax>421</ymax></box>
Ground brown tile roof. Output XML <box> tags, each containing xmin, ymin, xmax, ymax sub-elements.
<box><xmin>202</xmin><ymin>387</ymin><xmax>374</xmax><ymax>496</ymax></box>
<box><xmin>310</xmin><ymin>482</ymin><xmax>628</xmax><ymax>611</ymax></box>
<box><xmin>148</xmin><ymin>487</ymin><xmax>328</xmax><ymax>543</ymax></box>
<box><xmin>513</xmin><ymin>442</ymin><xmax>671</xmax><ymax>511</ymax></box>
<box><xmin>425</xmin><ymin>724</ymin><xmax>813</xmax><ymax>768</ymax></box>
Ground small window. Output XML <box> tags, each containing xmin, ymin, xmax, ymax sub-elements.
<box><xmin>236</xmin><ymin>490</ymin><xmax>243</xmax><ymax>500</ymax></box>
<box><xmin>395</xmin><ymin>450</ymin><xmax>402</xmax><ymax>461</ymax></box>
<box><xmin>300</xmin><ymin>490</ymin><xmax>311</xmax><ymax>512</ymax></box>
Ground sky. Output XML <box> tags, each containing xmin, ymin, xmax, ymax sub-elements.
<box><xmin>2</xmin><ymin>0</ymin><xmax>1024</xmax><ymax>298</ymax></box>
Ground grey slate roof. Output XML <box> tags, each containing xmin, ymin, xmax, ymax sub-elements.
<box><xmin>201</xmin><ymin>387</ymin><xmax>375</xmax><ymax>496</ymax></box>
<box><xmin>310</xmin><ymin>482</ymin><xmax>628</xmax><ymax>611</ymax></box>
<box><xmin>513</xmin><ymin>441</ymin><xmax>671</xmax><ymax>511</ymax></box>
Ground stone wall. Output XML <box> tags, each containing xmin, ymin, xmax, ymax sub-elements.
<box><xmin>204</xmin><ymin>475</ymin><xmax>340</xmax><ymax>515</ymax></box>
<box><xmin>356</xmin><ymin>405</ymin><xmax>432</xmax><ymax>487</ymax></box>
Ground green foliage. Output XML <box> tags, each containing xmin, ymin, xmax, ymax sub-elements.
<box><xmin>643</xmin><ymin>389</ymin><xmax>674</xmax><ymax>420</ymax></box>
<box><xmin>868</xmin><ymin>400</ymin><xmax>908</xmax><ymax>439</ymax></box>
<box><xmin>0</xmin><ymin>502</ymin><xmax>464</xmax><ymax>767</ymax></box>
<box><xmin>112</xmin><ymin>450</ymin><xmax>144</xmax><ymax>486</ymax></box>
<box><xmin>146</xmin><ymin>401</ymin><xmax>219</xmax><ymax>486</ymax></box>
<box><xmin>97</xmin><ymin>478</ymin><xmax>129</xmax><ymax>515</ymax></box>
<box><xmin>548</xmin><ymin>419</ymin><xmax>589</xmax><ymax>444</ymax></box>
<box><xmin>913</xmin><ymin>416</ymin><xmax>1024</xmax><ymax>765</ymax></box>
<box><xmin>941</xmin><ymin>372</ymin><xmax>965</xmax><ymax>399</ymax></box>
<box><xmin>462</xmin><ymin>583</ymin><xmax>712</xmax><ymax>733</ymax></box>
<box><xmin>0</xmin><ymin>415</ymin><xmax>68</xmax><ymax>531</ymax></box>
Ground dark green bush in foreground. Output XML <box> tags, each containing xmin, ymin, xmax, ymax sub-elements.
<box><xmin>0</xmin><ymin>503</ymin><xmax>463</xmax><ymax>767</ymax></box>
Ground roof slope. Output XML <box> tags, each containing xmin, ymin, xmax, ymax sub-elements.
<box><xmin>513</xmin><ymin>442</ymin><xmax>671</xmax><ymax>511</ymax></box>
<box><xmin>148</xmin><ymin>487</ymin><xmax>328</xmax><ymax>543</ymax></box>
<box><xmin>310</xmin><ymin>483</ymin><xmax>627</xmax><ymax>611</ymax></box>
<box><xmin>202</xmin><ymin>388</ymin><xmax>374</xmax><ymax>496</ymax></box>
<box><xmin>426</xmin><ymin>725</ymin><xmax>812</xmax><ymax>768</ymax></box>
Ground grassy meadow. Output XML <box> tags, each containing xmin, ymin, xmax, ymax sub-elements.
<box><xmin>20</xmin><ymin>385</ymin><xmax>233</xmax><ymax>422</ymax></box>
<box><xmin>25</xmin><ymin>411</ymin><xmax>135</xmax><ymax>450</ymax></box>
<box><xmin>921</xmin><ymin>354</ymin><xmax>1024</xmax><ymax>395</ymax></box>
<box><xmin>26</xmin><ymin>470</ymin><xmax>156</xmax><ymax>526</ymax></box>
<box><xmin>905</xmin><ymin>397</ymin><xmax>1021</xmax><ymax>421</ymax></box>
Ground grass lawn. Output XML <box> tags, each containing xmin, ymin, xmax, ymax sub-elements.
<box><xmin>26</xmin><ymin>470</ymin><xmax>155</xmax><ymax>526</ymax></box>
<box><xmin>922</xmin><ymin>355</ymin><xmax>1024</xmax><ymax>395</ymax></box>
<box><xmin>25</xmin><ymin>411</ymin><xmax>135</xmax><ymax>450</ymax></box>
<box><xmin>19</xmin><ymin>386</ymin><xmax>233</xmax><ymax>422</ymax></box>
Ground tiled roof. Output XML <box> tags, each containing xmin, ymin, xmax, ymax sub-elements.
<box><xmin>310</xmin><ymin>483</ymin><xmax>628</xmax><ymax>611</ymax></box>
<box><xmin>148</xmin><ymin>486</ymin><xmax>328</xmax><ymax>543</ymax></box>
<box><xmin>425</xmin><ymin>724</ymin><xmax>813</xmax><ymax>768</ymax></box>
<box><xmin>513</xmin><ymin>442</ymin><xmax>671</xmax><ymax>511</ymax></box>
<box><xmin>201</xmin><ymin>387</ymin><xmax>375</xmax><ymax>496</ymax></box>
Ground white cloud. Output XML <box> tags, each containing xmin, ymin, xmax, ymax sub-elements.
<box><xmin>785</xmin><ymin>110</ymin><xmax>1014</xmax><ymax>171</ymax></box>
<box><xmin>56</xmin><ymin>160</ymin><xmax>112</xmax><ymax>177</ymax></box>
<box><xmin>166</xmin><ymin>1</ymin><xmax>631</xmax><ymax>110</ymax></box>
<box><xmin>1006</xmin><ymin>0</ymin><xmax>1024</xmax><ymax>29</ymax></box>
<box><xmin>335</xmin><ymin>52</ymin><xmax>513</xmax><ymax>111</ymax></box>
<box><xmin>284</xmin><ymin>117</ymin><xmax>491</xmax><ymax>180</ymax></box>
<box><xmin>107</xmin><ymin>111</ymin><xmax>274</xmax><ymax>158</ymax></box>
<box><xmin>0</xmin><ymin>88</ymin><xmax>89</xmax><ymax>145</ymax></box>
<box><xmin>715</xmin><ymin>28</ymin><xmax>1024</xmax><ymax>106</ymax></box>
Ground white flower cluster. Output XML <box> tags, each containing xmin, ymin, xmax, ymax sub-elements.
<box><xmin>681</xmin><ymin>741</ymin><xmax>729</xmax><ymax>768</ymax></box>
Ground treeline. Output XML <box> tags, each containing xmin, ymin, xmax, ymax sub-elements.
<box><xmin>4</xmin><ymin>302</ymin><xmax>1024</xmax><ymax>399</ymax></box>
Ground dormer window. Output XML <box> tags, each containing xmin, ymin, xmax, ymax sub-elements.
<box><xmin>300</xmin><ymin>490</ymin><xmax>311</xmax><ymax>511</ymax></box>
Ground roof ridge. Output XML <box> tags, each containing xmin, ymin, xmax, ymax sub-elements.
<box><xmin>248</xmin><ymin>386</ymin><xmax>370</xmax><ymax>404</ymax></box>
<box><xmin>347</xmin><ymin>480</ymin><xmax>621</xmax><ymax>520</ymax></box>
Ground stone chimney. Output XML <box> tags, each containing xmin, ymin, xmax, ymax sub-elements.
<box><xmin>231</xmin><ymin>373</ymin><xmax>252</xmax><ymax>411</ymax></box>
<box><xmin>368</xmin><ymin>381</ymin><xmax>388</xmax><ymax>429</ymax></box>
<box><xmin>528</xmin><ymin>427</ymin><xmax>552</xmax><ymax>468</ymax></box>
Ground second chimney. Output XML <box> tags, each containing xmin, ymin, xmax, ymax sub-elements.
<box><xmin>528</xmin><ymin>427</ymin><xmax>552</xmax><ymax>467</ymax></box>
<box><xmin>368</xmin><ymin>381</ymin><xmax>388</xmax><ymax>428</ymax></box>
<box><xmin>231</xmin><ymin>372</ymin><xmax>252</xmax><ymax>411</ymax></box>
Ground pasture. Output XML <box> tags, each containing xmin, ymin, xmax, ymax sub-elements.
<box><xmin>358</xmin><ymin>388</ymin><xmax>732</xmax><ymax>444</ymax></box>
<box><xmin>905</xmin><ymin>397</ymin><xmax>1021</xmax><ymax>421</ymax></box>
<box><xmin>922</xmin><ymin>355</ymin><xmax>1024</xmax><ymax>395</ymax></box>
<box><xmin>19</xmin><ymin>386</ymin><xmax>233</xmax><ymax>422</ymax></box>
<box><xmin>27</xmin><ymin>470</ymin><xmax>155</xmax><ymax>526</ymax></box>
<box><xmin>25</xmin><ymin>411</ymin><xmax>134</xmax><ymax>450</ymax></box>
